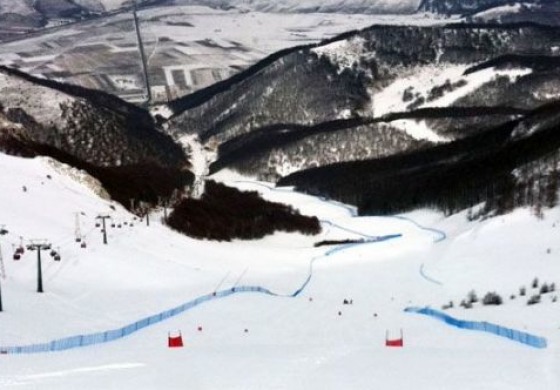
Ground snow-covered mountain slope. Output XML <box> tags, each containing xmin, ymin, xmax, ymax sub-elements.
<box><xmin>418</xmin><ymin>0</ymin><xmax>560</xmax><ymax>25</ymax></box>
<box><xmin>0</xmin><ymin>151</ymin><xmax>558</xmax><ymax>389</ymax></box>
<box><xmin>167</xmin><ymin>23</ymin><xmax>560</xmax><ymax>180</ymax></box>
<box><xmin>470</xmin><ymin>1</ymin><xmax>560</xmax><ymax>25</ymax></box>
<box><xmin>0</xmin><ymin>66</ymin><xmax>186</xmax><ymax>168</ymax></box>
<box><xmin>279</xmin><ymin>101</ymin><xmax>560</xmax><ymax>218</ymax></box>
<box><xmin>418</xmin><ymin>0</ymin><xmax>538</xmax><ymax>14</ymax></box>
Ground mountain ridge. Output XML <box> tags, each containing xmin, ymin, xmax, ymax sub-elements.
<box><xmin>0</xmin><ymin>65</ymin><xmax>187</xmax><ymax>168</ymax></box>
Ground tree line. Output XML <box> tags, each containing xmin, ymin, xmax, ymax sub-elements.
<box><xmin>166</xmin><ymin>181</ymin><xmax>321</xmax><ymax>241</ymax></box>
<box><xmin>278</xmin><ymin>103</ymin><xmax>560</xmax><ymax>218</ymax></box>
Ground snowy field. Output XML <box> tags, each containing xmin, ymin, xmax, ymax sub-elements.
<box><xmin>0</xmin><ymin>5</ymin><xmax>459</xmax><ymax>102</ymax></box>
<box><xmin>0</xmin><ymin>154</ymin><xmax>558</xmax><ymax>389</ymax></box>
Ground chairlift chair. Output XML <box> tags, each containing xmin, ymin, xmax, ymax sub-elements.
<box><xmin>50</xmin><ymin>250</ymin><xmax>57</xmax><ymax>257</ymax></box>
<box><xmin>16</xmin><ymin>247</ymin><xmax>24</xmax><ymax>255</ymax></box>
<box><xmin>95</xmin><ymin>223</ymin><xmax>101</xmax><ymax>228</ymax></box>
<box><xmin>13</xmin><ymin>253</ymin><xmax>21</xmax><ymax>261</ymax></box>
<box><xmin>54</xmin><ymin>254</ymin><xmax>61</xmax><ymax>261</ymax></box>
<box><xmin>75</xmin><ymin>237</ymin><xmax>82</xmax><ymax>243</ymax></box>
<box><xmin>81</xmin><ymin>242</ymin><xmax>87</xmax><ymax>249</ymax></box>
<box><xmin>111</xmin><ymin>223</ymin><xmax>116</xmax><ymax>228</ymax></box>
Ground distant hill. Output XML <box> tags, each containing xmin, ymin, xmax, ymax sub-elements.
<box><xmin>166</xmin><ymin>23</ymin><xmax>560</xmax><ymax>181</ymax></box>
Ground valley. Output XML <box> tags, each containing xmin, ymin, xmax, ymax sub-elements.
<box><xmin>0</xmin><ymin>1</ymin><xmax>559</xmax><ymax>388</ymax></box>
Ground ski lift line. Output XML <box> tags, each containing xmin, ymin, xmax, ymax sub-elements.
<box><xmin>5</xmin><ymin>212</ymin><xmax>122</xmax><ymax>250</ymax></box>
<box><xmin>6</xmin><ymin>224</ymin><xmax>97</xmax><ymax>255</ymax></box>
<box><xmin>44</xmin><ymin>220</ymin><xmax>136</xmax><ymax>282</ymax></box>
<box><xmin>4</xmin><ymin>220</ymin><xmax>108</xmax><ymax>272</ymax></box>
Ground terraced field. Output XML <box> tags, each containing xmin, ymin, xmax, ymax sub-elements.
<box><xmin>0</xmin><ymin>5</ymin><xmax>449</xmax><ymax>103</ymax></box>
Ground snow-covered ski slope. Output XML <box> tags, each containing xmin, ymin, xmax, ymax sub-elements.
<box><xmin>0</xmin><ymin>156</ymin><xmax>559</xmax><ymax>389</ymax></box>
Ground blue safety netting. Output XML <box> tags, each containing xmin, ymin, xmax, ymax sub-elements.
<box><xmin>0</xmin><ymin>286</ymin><xmax>281</xmax><ymax>354</ymax></box>
<box><xmin>404</xmin><ymin>307</ymin><xmax>547</xmax><ymax>349</ymax></box>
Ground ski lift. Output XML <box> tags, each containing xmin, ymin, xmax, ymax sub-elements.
<box><xmin>111</xmin><ymin>223</ymin><xmax>116</xmax><ymax>228</ymax></box>
<box><xmin>16</xmin><ymin>247</ymin><xmax>24</xmax><ymax>255</ymax></box>
<box><xmin>54</xmin><ymin>253</ymin><xmax>61</xmax><ymax>261</ymax></box>
<box><xmin>50</xmin><ymin>249</ymin><xmax>57</xmax><ymax>257</ymax></box>
<box><xmin>75</xmin><ymin>237</ymin><xmax>82</xmax><ymax>243</ymax></box>
<box><xmin>81</xmin><ymin>242</ymin><xmax>87</xmax><ymax>249</ymax></box>
<box><xmin>117</xmin><ymin>224</ymin><xmax>122</xmax><ymax>229</ymax></box>
<box><xmin>13</xmin><ymin>253</ymin><xmax>21</xmax><ymax>261</ymax></box>
<box><xmin>95</xmin><ymin>223</ymin><xmax>101</xmax><ymax>228</ymax></box>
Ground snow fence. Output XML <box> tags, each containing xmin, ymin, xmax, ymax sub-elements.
<box><xmin>0</xmin><ymin>286</ymin><xmax>278</xmax><ymax>354</ymax></box>
<box><xmin>404</xmin><ymin>307</ymin><xmax>547</xmax><ymax>349</ymax></box>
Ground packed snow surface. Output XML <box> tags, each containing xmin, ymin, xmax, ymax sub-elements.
<box><xmin>0</xmin><ymin>153</ymin><xmax>558</xmax><ymax>389</ymax></box>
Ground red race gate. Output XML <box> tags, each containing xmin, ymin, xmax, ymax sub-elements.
<box><xmin>385</xmin><ymin>329</ymin><xmax>404</xmax><ymax>347</ymax></box>
<box><xmin>168</xmin><ymin>331</ymin><xmax>184</xmax><ymax>348</ymax></box>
